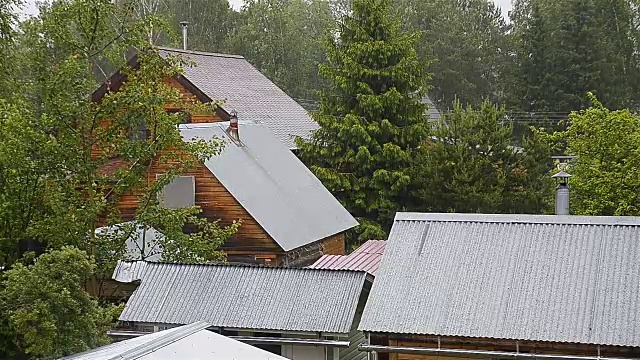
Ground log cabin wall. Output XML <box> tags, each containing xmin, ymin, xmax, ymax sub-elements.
<box><xmin>320</xmin><ymin>232</ymin><xmax>346</xmax><ymax>255</ymax></box>
<box><xmin>91</xmin><ymin>76</ymin><xmax>223</xmax><ymax>159</ymax></box>
<box><xmin>100</xmin><ymin>74</ymin><xmax>350</xmax><ymax>265</ymax></box>
<box><xmin>163</xmin><ymin>77</ymin><xmax>223</xmax><ymax>123</ymax></box>
<box><xmin>117</xmin><ymin>158</ymin><xmax>284</xmax><ymax>263</ymax></box>
<box><xmin>379</xmin><ymin>335</ymin><xmax>640</xmax><ymax>360</ymax></box>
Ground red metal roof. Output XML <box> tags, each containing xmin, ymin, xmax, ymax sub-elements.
<box><xmin>308</xmin><ymin>240</ymin><xmax>386</xmax><ymax>276</ymax></box>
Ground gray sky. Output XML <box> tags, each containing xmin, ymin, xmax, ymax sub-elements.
<box><xmin>21</xmin><ymin>0</ymin><xmax>513</xmax><ymax>22</ymax></box>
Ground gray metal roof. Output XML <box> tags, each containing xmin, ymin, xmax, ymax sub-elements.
<box><xmin>179</xmin><ymin>122</ymin><xmax>358</xmax><ymax>251</ymax></box>
<box><xmin>95</xmin><ymin>221</ymin><xmax>165</xmax><ymax>262</ymax></box>
<box><xmin>160</xmin><ymin>47</ymin><xmax>317</xmax><ymax>149</ymax></box>
<box><xmin>421</xmin><ymin>95</ymin><xmax>442</xmax><ymax>122</ymax></box>
<box><xmin>60</xmin><ymin>321</ymin><xmax>288</xmax><ymax>360</ymax></box>
<box><xmin>359</xmin><ymin>212</ymin><xmax>640</xmax><ymax>347</ymax></box>
<box><xmin>116</xmin><ymin>262</ymin><xmax>368</xmax><ymax>334</ymax></box>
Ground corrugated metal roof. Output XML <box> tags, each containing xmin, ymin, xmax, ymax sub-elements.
<box><xmin>117</xmin><ymin>262</ymin><xmax>367</xmax><ymax>334</ymax></box>
<box><xmin>160</xmin><ymin>47</ymin><xmax>317</xmax><ymax>149</ymax></box>
<box><xmin>179</xmin><ymin>122</ymin><xmax>358</xmax><ymax>252</ymax></box>
<box><xmin>308</xmin><ymin>240</ymin><xmax>386</xmax><ymax>275</ymax></box>
<box><xmin>61</xmin><ymin>321</ymin><xmax>288</xmax><ymax>360</ymax></box>
<box><xmin>359</xmin><ymin>213</ymin><xmax>640</xmax><ymax>347</ymax></box>
<box><xmin>422</xmin><ymin>95</ymin><xmax>442</xmax><ymax>122</ymax></box>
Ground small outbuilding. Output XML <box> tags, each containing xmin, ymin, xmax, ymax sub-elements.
<box><xmin>61</xmin><ymin>321</ymin><xmax>288</xmax><ymax>360</ymax></box>
<box><xmin>112</xmin><ymin>261</ymin><xmax>372</xmax><ymax>360</ymax></box>
<box><xmin>359</xmin><ymin>213</ymin><xmax>640</xmax><ymax>360</ymax></box>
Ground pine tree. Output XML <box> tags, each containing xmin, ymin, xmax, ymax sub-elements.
<box><xmin>297</xmin><ymin>0</ymin><xmax>429</xmax><ymax>246</ymax></box>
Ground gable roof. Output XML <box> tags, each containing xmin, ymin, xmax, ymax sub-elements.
<box><xmin>160</xmin><ymin>47</ymin><xmax>317</xmax><ymax>149</ymax></box>
<box><xmin>180</xmin><ymin>122</ymin><xmax>358</xmax><ymax>251</ymax></box>
<box><xmin>61</xmin><ymin>321</ymin><xmax>288</xmax><ymax>360</ymax></box>
<box><xmin>308</xmin><ymin>240</ymin><xmax>386</xmax><ymax>275</ymax></box>
<box><xmin>359</xmin><ymin>213</ymin><xmax>640</xmax><ymax>347</ymax></box>
<box><xmin>115</xmin><ymin>261</ymin><xmax>369</xmax><ymax>334</ymax></box>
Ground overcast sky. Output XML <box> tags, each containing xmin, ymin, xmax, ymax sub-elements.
<box><xmin>21</xmin><ymin>0</ymin><xmax>513</xmax><ymax>23</ymax></box>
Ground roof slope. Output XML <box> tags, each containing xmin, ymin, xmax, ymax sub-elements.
<box><xmin>180</xmin><ymin>122</ymin><xmax>357</xmax><ymax>251</ymax></box>
<box><xmin>309</xmin><ymin>240</ymin><xmax>386</xmax><ymax>275</ymax></box>
<box><xmin>359</xmin><ymin>213</ymin><xmax>640</xmax><ymax>347</ymax></box>
<box><xmin>116</xmin><ymin>262</ymin><xmax>368</xmax><ymax>334</ymax></box>
<box><xmin>160</xmin><ymin>47</ymin><xmax>317</xmax><ymax>149</ymax></box>
<box><xmin>61</xmin><ymin>321</ymin><xmax>288</xmax><ymax>360</ymax></box>
<box><xmin>422</xmin><ymin>95</ymin><xmax>442</xmax><ymax>122</ymax></box>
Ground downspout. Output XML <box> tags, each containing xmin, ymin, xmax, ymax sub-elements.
<box><xmin>358</xmin><ymin>344</ymin><xmax>639</xmax><ymax>360</ymax></box>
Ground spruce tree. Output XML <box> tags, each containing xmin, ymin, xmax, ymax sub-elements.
<box><xmin>297</xmin><ymin>0</ymin><xmax>429</xmax><ymax>246</ymax></box>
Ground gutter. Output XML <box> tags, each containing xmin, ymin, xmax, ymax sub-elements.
<box><xmin>359</xmin><ymin>344</ymin><xmax>640</xmax><ymax>360</ymax></box>
<box><xmin>107</xmin><ymin>330</ymin><xmax>349</xmax><ymax>347</ymax></box>
<box><xmin>232</xmin><ymin>336</ymin><xmax>350</xmax><ymax>347</ymax></box>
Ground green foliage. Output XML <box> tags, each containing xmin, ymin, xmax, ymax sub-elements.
<box><xmin>298</xmin><ymin>0</ymin><xmax>430</xmax><ymax>245</ymax></box>
<box><xmin>1</xmin><ymin>247</ymin><xmax>122</xmax><ymax>359</ymax></box>
<box><xmin>510</xmin><ymin>0</ymin><xmax>640</xmax><ymax>112</ymax></box>
<box><xmin>543</xmin><ymin>94</ymin><xmax>640</xmax><ymax>215</ymax></box>
<box><xmin>163</xmin><ymin>0</ymin><xmax>237</xmax><ymax>52</ymax></box>
<box><xmin>227</xmin><ymin>0</ymin><xmax>335</xmax><ymax>100</ymax></box>
<box><xmin>414</xmin><ymin>101</ymin><xmax>553</xmax><ymax>214</ymax></box>
<box><xmin>0</xmin><ymin>0</ymin><xmax>19</xmax><ymax>95</ymax></box>
<box><xmin>0</xmin><ymin>0</ymin><xmax>238</xmax><ymax>356</ymax></box>
<box><xmin>400</xmin><ymin>0</ymin><xmax>511</xmax><ymax>108</ymax></box>
<box><xmin>136</xmin><ymin>205</ymin><xmax>240</xmax><ymax>263</ymax></box>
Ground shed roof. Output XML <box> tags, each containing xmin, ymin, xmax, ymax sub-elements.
<box><xmin>115</xmin><ymin>261</ymin><xmax>368</xmax><ymax>334</ymax></box>
<box><xmin>61</xmin><ymin>321</ymin><xmax>288</xmax><ymax>360</ymax></box>
<box><xmin>308</xmin><ymin>240</ymin><xmax>386</xmax><ymax>276</ymax></box>
<box><xmin>160</xmin><ymin>47</ymin><xmax>317</xmax><ymax>149</ymax></box>
<box><xmin>359</xmin><ymin>213</ymin><xmax>640</xmax><ymax>347</ymax></box>
<box><xmin>179</xmin><ymin>122</ymin><xmax>357</xmax><ymax>251</ymax></box>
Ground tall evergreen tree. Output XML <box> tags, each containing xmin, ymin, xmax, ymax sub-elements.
<box><xmin>413</xmin><ymin>101</ymin><xmax>553</xmax><ymax>214</ymax></box>
<box><xmin>297</xmin><ymin>0</ymin><xmax>429</xmax><ymax>246</ymax></box>
<box><xmin>511</xmin><ymin>0</ymin><xmax>640</xmax><ymax>112</ymax></box>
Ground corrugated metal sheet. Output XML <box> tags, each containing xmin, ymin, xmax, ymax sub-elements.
<box><xmin>61</xmin><ymin>321</ymin><xmax>288</xmax><ymax>360</ymax></box>
<box><xmin>160</xmin><ymin>47</ymin><xmax>317</xmax><ymax>149</ymax></box>
<box><xmin>117</xmin><ymin>262</ymin><xmax>367</xmax><ymax>334</ymax></box>
<box><xmin>359</xmin><ymin>213</ymin><xmax>640</xmax><ymax>347</ymax></box>
<box><xmin>113</xmin><ymin>260</ymin><xmax>149</xmax><ymax>283</ymax></box>
<box><xmin>422</xmin><ymin>95</ymin><xmax>442</xmax><ymax>122</ymax></box>
<box><xmin>309</xmin><ymin>240</ymin><xmax>386</xmax><ymax>275</ymax></box>
<box><xmin>179</xmin><ymin>122</ymin><xmax>358</xmax><ymax>252</ymax></box>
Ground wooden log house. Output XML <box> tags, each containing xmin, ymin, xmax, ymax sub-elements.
<box><xmin>357</xmin><ymin>213</ymin><xmax>640</xmax><ymax>360</ymax></box>
<box><xmin>92</xmin><ymin>48</ymin><xmax>357</xmax><ymax>266</ymax></box>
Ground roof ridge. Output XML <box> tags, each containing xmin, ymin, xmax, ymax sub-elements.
<box><xmin>121</xmin><ymin>260</ymin><xmax>370</xmax><ymax>274</ymax></box>
<box><xmin>395</xmin><ymin>212</ymin><xmax>640</xmax><ymax>226</ymax></box>
<box><xmin>158</xmin><ymin>46</ymin><xmax>245</xmax><ymax>59</ymax></box>
<box><xmin>109</xmin><ymin>321</ymin><xmax>210</xmax><ymax>360</ymax></box>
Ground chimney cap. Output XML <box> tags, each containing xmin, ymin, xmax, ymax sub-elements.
<box><xmin>180</xmin><ymin>21</ymin><xmax>189</xmax><ymax>26</ymax></box>
<box><xmin>552</xmin><ymin>171</ymin><xmax>571</xmax><ymax>179</ymax></box>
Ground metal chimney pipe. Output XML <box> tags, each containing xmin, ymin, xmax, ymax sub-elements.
<box><xmin>555</xmin><ymin>183</ymin><xmax>570</xmax><ymax>215</ymax></box>
<box><xmin>179</xmin><ymin>21</ymin><xmax>189</xmax><ymax>50</ymax></box>
<box><xmin>228</xmin><ymin>110</ymin><xmax>239</xmax><ymax>142</ymax></box>
<box><xmin>552</xmin><ymin>170</ymin><xmax>571</xmax><ymax>215</ymax></box>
